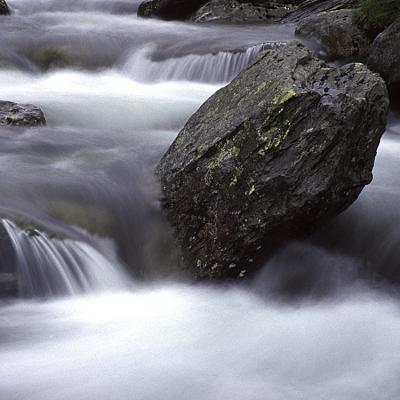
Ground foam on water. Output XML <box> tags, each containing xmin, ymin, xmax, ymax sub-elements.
<box><xmin>0</xmin><ymin>287</ymin><xmax>399</xmax><ymax>400</ymax></box>
<box><xmin>0</xmin><ymin>69</ymin><xmax>219</xmax><ymax>130</ymax></box>
<box><xmin>0</xmin><ymin>1</ymin><xmax>399</xmax><ymax>399</ymax></box>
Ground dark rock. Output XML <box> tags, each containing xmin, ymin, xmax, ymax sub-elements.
<box><xmin>0</xmin><ymin>273</ymin><xmax>17</xmax><ymax>297</ymax></box>
<box><xmin>138</xmin><ymin>0</ymin><xmax>295</xmax><ymax>22</ymax></box>
<box><xmin>282</xmin><ymin>0</ymin><xmax>358</xmax><ymax>23</ymax></box>
<box><xmin>0</xmin><ymin>101</ymin><xmax>46</xmax><ymax>127</ymax></box>
<box><xmin>137</xmin><ymin>0</ymin><xmax>358</xmax><ymax>23</ymax></box>
<box><xmin>156</xmin><ymin>43</ymin><xmax>389</xmax><ymax>280</ymax></box>
<box><xmin>352</xmin><ymin>0</ymin><xmax>400</xmax><ymax>40</ymax></box>
<box><xmin>368</xmin><ymin>18</ymin><xmax>400</xmax><ymax>99</ymax></box>
<box><xmin>295</xmin><ymin>9</ymin><xmax>371</xmax><ymax>60</ymax></box>
<box><xmin>0</xmin><ymin>0</ymin><xmax>9</xmax><ymax>15</ymax></box>
<box><xmin>192</xmin><ymin>0</ymin><xmax>294</xmax><ymax>24</ymax></box>
<box><xmin>138</xmin><ymin>0</ymin><xmax>209</xmax><ymax>20</ymax></box>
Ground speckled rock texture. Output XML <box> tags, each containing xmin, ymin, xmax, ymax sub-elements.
<box><xmin>295</xmin><ymin>9</ymin><xmax>371</xmax><ymax>60</ymax></box>
<box><xmin>0</xmin><ymin>0</ymin><xmax>9</xmax><ymax>15</ymax></box>
<box><xmin>368</xmin><ymin>18</ymin><xmax>400</xmax><ymax>98</ymax></box>
<box><xmin>0</xmin><ymin>101</ymin><xmax>46</xmax><ymax>127</ymax></box>
<box><xmin>137</xmin><ymin>0</ymin><xmax>359</xmax><ymax>23</ymax></box>
<box><xmin>156</xmin><ymin>43</ymin><xmax>389</xmax><ymax>280</ymax></box>
<box><xmin>138</xmin><ymin>0</ymin><xmax>295</xmax><ymax>22</ymax></box>
<box><xmin>282</xmin><ymin>0</ymin><xmax>358</xmax><ymax>22</ymax></box>
<box><xmin>192</xmin><ymin>0</ymin><xmax>293</xmax><ymax>24</ymax></box>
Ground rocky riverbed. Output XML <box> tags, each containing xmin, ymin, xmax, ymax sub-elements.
<box><xmin>1</xmin><ymin>1</ymin><xmax>400</xmax><ymax>399</ymax></box>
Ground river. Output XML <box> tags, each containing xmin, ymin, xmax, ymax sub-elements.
<box><xmin>0</xmin><ymin>1</ymin><xmax>399</xmax><ymax>399</ymax></box>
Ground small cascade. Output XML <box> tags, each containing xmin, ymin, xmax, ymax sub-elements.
<box><xmin>123</xmin><ymin>43</ymin><xmax>271</xmax><ymax>83</ymax></box>
<box><xmin>1</xmin><ymin>219</ymin><xmax>128</xmax><ymax>298</ymax></box>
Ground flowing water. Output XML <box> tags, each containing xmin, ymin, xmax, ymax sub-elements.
<box><xmin>0</xmin><ymin>1</ymin><xmax>400</xmax><ymax>399</ymax></box>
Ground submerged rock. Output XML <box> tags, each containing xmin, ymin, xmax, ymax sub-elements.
<box><xmin>368</xmin><ymin>18</ymin><xmax>400</xmax><ymax>99</ymax></box>
<box><xmin>0</xmin><ymin>273</ymin><xmax>17</xmax><ymax>297</ymax></box>
<box><xmin>0</xmin><ymin>0</ymin><xmax>9</xmax><ymax>15</ymax></box>
<box><xmin>296</xmin><ymin>9</ymin><xmax>370</xmax><ymax>60</ymax></box>
<box><xmin>0</xmin><ymin>220</ymin><xmax>17</xmax><ymax>298</ymax></box>
<box><xmin>46</xmin><ymin>200</ymin><xmax>116</xmax><ymax>238</ymax></box>
<box><xmin>0</xmin><ymin>101</ymin><xmax>46</xmax><ymax>127</ymax></box>
<box><xmin>156</xmin><ymin>43</ymin><xmax>389</xmax><ymax>280</ymax></box>
<box><xmin>31</xmin><ymin>46</ymin><xmax>83</xmax><ymax>70</ymax></box>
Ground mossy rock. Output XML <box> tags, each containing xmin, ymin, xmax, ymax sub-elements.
<box><xmin>296</xmin><ymin>9</ymin><xmax>371</xmax><ymax>60</ymax></box>
<box><xmin>353</xmin><ymin>0</ymin><xmax>400</xmax><ymax>39</ymax></box>
<box><xmin>156</xmin><ymin>43</ymin><xmax>389</xmax><ymax>280</ymax></box>
<box><xmin>368</xmin><ymin>18</ymin><xmax>400</xmax><ymax>99</ymax></box>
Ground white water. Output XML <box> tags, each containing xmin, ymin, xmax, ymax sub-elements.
<box><xmin>0</xmin><ymin>69</ymin><xmax>219</xmax><ymax>130</ymax></box>
<box><xmin>1</xmin><ymin>288</ymin><xmax>400</xmax><ymax>400</ymax></box>
<box><xmin>0</xmin><ymin>0</ymin><xmax>400</xmax><ymax>399</ymax></box>
<box><xmin>2</xmin><ymin>219</ymin><xmax>128</xmax><ymax>297</ymax></box>
<box><xmin>122</xmin><ymin>43</ymin><xmax>271</xmax><ymax>83</ymax></box>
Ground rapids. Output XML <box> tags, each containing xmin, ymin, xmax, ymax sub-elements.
<box><xmin>0</xmin><ymin>0</ymin><xmax>400</xmax><ymax>399</ymax></box>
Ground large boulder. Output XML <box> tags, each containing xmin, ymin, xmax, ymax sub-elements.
<box><xmin>156</xmin><ymin>43</ymin><xmax>389</xmax><ymax>280</ymax></box>
<box><xmin>295</xmin><ymin>9</ymin><xmax>370</xmax><ymax>60</ymax></box>
<box><xmin>282</xmin><ymin>0</ymin><xmax>358</xmax><ymax>22</ymax></box>
<box><xmin>368</xmin><ymin>18</ymin><xmax>400</xmax><ymax>98</ymax></box>
<box><xmin>0</xmin><ymin>101</ymin><xmax>46</xmax><ymax>127</ymax></box>
<box><xmin>0</xmin><ymin>0</ymin><xmax>9</xmax><ymax>15</ymax></box>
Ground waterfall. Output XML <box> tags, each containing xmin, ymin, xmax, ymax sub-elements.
<box><xmin>122</xmin><ymin>43</ymin><xmax>271</xmax><ymax>83</ymax></box>
<box><xmin>1</xmin><ymin>219</ymin><xmax>128</xmax><ymax>298</ymax></box>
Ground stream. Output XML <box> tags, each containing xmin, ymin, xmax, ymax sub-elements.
<box><xmin>0</xmin><ymin>1</ymin><xmax>400</xmax><ymax>399</ymax></box>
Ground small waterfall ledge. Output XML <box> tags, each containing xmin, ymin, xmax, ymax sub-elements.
<box><xmin>122</xmin><ymin>42</ymin><xmax>284</xmax><ymax>83</ymax></box>
<box><xmin>1</xmin><ymin>219</ymin><xmax>128</xmax><ymax>298</ymax></box>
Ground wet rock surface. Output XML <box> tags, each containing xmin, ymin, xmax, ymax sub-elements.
<box><xmin>368</xmin><ymin>18</ymin><xmax>400</xmax><ymax>99</ymax></box>
<box><xmin>138</xmin><ymin>0</ymin><xmax>209</xmax><ymax>20</ymax></box>
<box><xmin>0</xmin><ymin>101</ymin><xmax>46</xmax><ymax>127</ymax></box>
<box><xmin>138</xmin><ymin>0</ymin><xmax>295</xmax><ymax>22</ymax></box>
<box><xmin>192</xmin><ymin>0</ymin><xmax>293</xmax><ymax>24</ymax></box>
<box><xmin>0</xmin><ymin>220</ymin><xmax>17</xmax><ymax>298</ymax></box>
<box><xmin>157</xmin><ymin>43</ymin><xmax>389</xmax><ymax>280</ymax></box>
<box><xmin>282</xmin><ymin>0</ymin><xmax>358</xmax><ymax>23</ymax></box>
<box><xmin>137</xmin><ymin>0</ymin><xmax>359</xmax><ymax>24</ymax></box>
<box><xmin>295</xmin><ymin>9</ymin><xmax>371</xmax><ymax>60</ymax></box>
<box><xmin>0</xmin><ymin>0</ymin><xmax>9</xmax><ymax>15</ymax></box>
